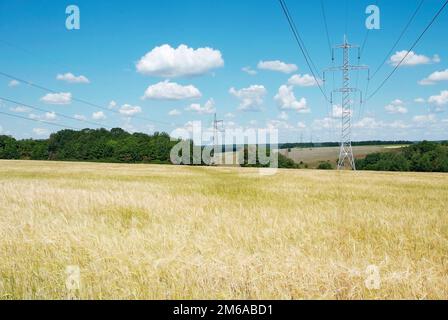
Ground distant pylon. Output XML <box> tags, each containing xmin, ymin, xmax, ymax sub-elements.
<box><xmin>212</xmin><ymin>113</ymin><xmax>223</xmax><ymax>165</ymax></box>
<box><xmin>324</xmin><ymin>35</ymin><xmax>369</xmax><ymax>170</ymax></box>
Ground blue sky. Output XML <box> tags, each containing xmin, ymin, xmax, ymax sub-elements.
<box><xmin>0</xmin><ymin>0</ymin><xmax>447</xmax><ymax>143</ymax></box>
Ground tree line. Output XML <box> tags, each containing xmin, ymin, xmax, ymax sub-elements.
<box><xmin>356</xmin><ymin>141</ymin><xmax>448</xmax><ymax>172</ymax></box>
<box><xmin>0</xmin><ymin>128</ymin><xmax>179</xmax><ymax>164</ymax></box>
<box><xmin>0</xmin><ymin>128</ymin><xmax>296</xmax><ymax>168</ymax></box>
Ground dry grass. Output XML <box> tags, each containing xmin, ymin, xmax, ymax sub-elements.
<box><xmin>0</xmin><ymin>160</ymin><xmax>447</xmax><ymax>300</ymax></box>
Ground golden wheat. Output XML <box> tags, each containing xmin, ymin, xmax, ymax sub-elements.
<box><xmin>0</xmin><ymin>160</ymin><xmax>447</xmax><ymax>299</ymax></box>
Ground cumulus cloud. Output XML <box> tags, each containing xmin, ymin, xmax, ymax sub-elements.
<box><xmin>389</xmin><ymin>120</ymin><xmax>411</xmax><ymax>129</ymax></box>
<box><xmin>33</xmin><ymin>128</ymin><xmax>49</xmax><ymax>136</ymax></box>
<box><xmin>288</xmin><ymin>74</ymin><xmax>322</xmax><ymax>87</ymax></box>
<box><xmin>428</xmin><ymin>90</ymin><xmax>448</xmax><ymax>106</ymax></box>
<box><xmin>40</xmin><ymin>92</ymin><xmax>72</xmax><ymax>105</ymax></box>
<box><xmin>136</xmin><ymin>44</ymin><xmax>224</xmax><ymax>78</ymax></box>
<box><xmin>419</xmin><ymin>69</ymin><xmax>448</xmax><ymax>85</ymax></box>
<box><xmin>331</xmin><ymin>104</ymin><xmax>352</xmax><ymax>118</ymax></box>
<box><xmin>119</xmin><ymin>104</ymin><xmax>142</xmax><ymax>116</ymax></box>
<box><xmin>92</xmin><ymin>111</ymin><xmax>106</xmax><ymax>120</ymax></box>
<box><xmin>297</xmin><ymin>121</ymin><xmax>306</xmax><ymax>129</ymax></box>
<box><xmin>10</xmin><ymin>106</ymin><xmax>30</xmax><ymax>113</ymax></box>
<box><xmin>225</xmin><ymin>112</ymin><xmax>235</xmax><ymax>118</ymax></box>
<box><xmin>142</xmin><ymin>80</ymin><xmax>201</xmax><ymax>100</ymax></box>
<box><xmin>257</xmin><ymin>60</ymin><xmax>297</xmax><ymax>74</ymax></box>
<box><xmin>413</xmin><ymin>114</ymin><xmax>436</xmax><ymax>125</ymax></box>
<box><xmin>168</xmin><ymin>109</ymin><xmax>181</xmax><ymax>116</ymax></box>
<box><xmin>278</xmin><ymin>111</ymin><xmax>289</xmax><ymax>121</ymax></box>
<box><xmin>229</xmin><ymin>85</ymin><xmax>266</xmax><ymax>112</ymax></box>
<box><xmin>108</xmin><ymin>100</ymin><xmax>118</xmax><ymax>109</ymax></box>
<box><xmin>29</xmin><ymin>112</ymin><xmax>57</xmax><ymax>121</ymax></box>
<box><xmin>267</xmin><ymin>119</ymin><xmax>294</xmax><ymax>130</ymax></box>
<box><xmin>414</xmin><ymin>97</ymin><xmax>425</xmax><ymax>103</ymax></box>
<box><xmin>74</xmin><ymin>114</ymin><xmax>87</xmax><ymax>121</ymax></box>
<box><xmin>274</xmin><ymin>85</ymin><xmax>310</xmax><ymax>113</ymax></box>
<box><xmin>242</xmin><ymin>66</ymin><xmax>257</xmax><ymax>75</ymax></box>
<box><xmin>384</xmin><ymin>99</ymin><xmax>408</xmax><ymax>114</ymax></box>
<box><xmin>354</xmin><ymin>117</ymin><xmax>385</xmax><ymax>129</ymax></box>
<box><xmin>389</xmin><ymin>50</ymin><xmax>440</xmax><ymax>67</ymax></box>
<box><xmin>56</xmin><ymin>72</ymin><xmax>90</xmax><ymax>84</ymax></box>
<box><xmin>8</xmin><ymin>80</ymin><xmax>20</xmax><ymax>87</ymax></box>
<box><xmin>313</xmin><ymin>117</ymin><xmax>339</xmax><ymax>130</ymax></box>
<box><xmin>185</xmin><ymin>99</ymin><xmax>216</xmax><ymax>114</ymax></box>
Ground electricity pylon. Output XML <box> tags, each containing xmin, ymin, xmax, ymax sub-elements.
<box><xmin>212</xmin><ymin>113</ymin><xmax>224</xmax><ymax>165</ymax></box>
<box><xmin>324</xmin><ymin>35</ymin><xmax>369</xmax><ymax>170</ymax></box>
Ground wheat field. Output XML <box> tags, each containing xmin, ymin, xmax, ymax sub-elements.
<box><xmin>0</xmin><ymin>160</ymin><xmax>447</xmax><ymax>300</ymax></box>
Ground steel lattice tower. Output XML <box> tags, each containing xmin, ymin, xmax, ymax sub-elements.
<box><xmin>324</xmin><ymin>36</ymin><xmax>369</xmax><ymax>170</ymax></box>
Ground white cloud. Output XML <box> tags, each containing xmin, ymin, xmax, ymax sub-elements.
<box><xmin>229</xmin><ymin>85</ymin><xmax>266</xmax><ymax>112</ymax></box>
<box><xmin>242</xmin><ymin>66</ymin><xmax>257</xmax><ymax>75</ymax></box>
<box><xmin>267</xmin><ymin>120</ymin><xmax>294</xmax><ymax>130</ymax></box>
<box><xmin>33</xmin><ymin>128</ymin><xmax>49</xmax><ymax>136</ymax></box>
<box><xmin>136</xmin><ymin>44</ymin><xmax>224</xmax><ymax>78</ymax></box>
<box><xmin>0</xmin><ymin>125</ymin><xmax>2</xmax><ymax>133</ymax></box>
<box><xmin>257</xmin><ymin>60</ymin><xmax>298</xmax><ymax>74</ymax></box>
<box><xmin>29</xmin><ymin>112</ymin><xmax>57</xmax><ymax>121</ymax></box>
<box><xmin>419</xmin><ymin>69</ymin><xmax>448</xmax><ymax>85</ymax></box>
<box><xmin>185</xmin><ymin>98</ymin><xmax>216</xmax><ymax>114</ymax></box>
<box><xmin>168</xmin><ymin>109</ymin><xmax>181</xmax><ymax>116</ymax></box>
<box><xmin>331</xmin><ymin>104</ymin><xmax>352</xmax><ymax>118</ymax></box>
<box><xmin>119</xmin><ymin>104</ymin><xmax>142</xmax><ymax>116</ymax></box>
<box><xmin>10</xmin><ymin>106</ymin><xmax>30</xmax><ymax>113</ymax></box>
<box><xmin>44</xmin><ymin>112</ymin><xmax>57</xmax><ymax>121</ymax></box>
<box><xmin>389</xmin><ymin>50</ymin><xmax>440</xmax><ymax>67</ymax></box>
<box><xmin>224</xmin><ymin>112</ymin><xmax>235</xmax><ymax>118</ymax></box>
<box><xmin>389</xmin><ymin>120</ymin><xmax>411</xmax><ymax>129</ymax></box>
<box><xmin>354</xmin><ymin>117</ymin><xmax>385</xmax><ymax>129</ymax></box>
<box><xmin>413</xmin><ymin>114</ymin><xmax>436</xmax><ymax>124</ymax></box>
<box><xmin>108</xmin><ymin>100</ymin><xmax>118</xmax><ymax>109</ymax></box>
<box><xmin>8</xmin><ymin>80</ymin><xmax>20</xmax><ymax>87</ymax></box>
<box><xmin>428</xmin><ymin>90</ymin><xmax>448</xmax><ymax>106</ymax></box>
<box><xmin>142</xmin><ymin>80</ymin><xmax>201</xmax><ymax>100</ymax></box>
<box><xmin>288</xmin><ymin>74</ymin><xmax>322</xmax><ymax>87</ymax></box>
<box><xmin>384</xmin><ymin>99</ymin><xmax>408</xmax><ymax>114</ymax></box>
<box><xmin>313</xmin><ymin>117</ymin><xmax>338</xmax><ymax>129</ymax></box>
<box><xmin>92</xmin><ymin>111</ymin><xmax>106</xmax><ymax>120</ymax></box>
<box><xmin>297</xmin><ymin>121</ymin><xmax>306</xmax><ymax>129</ymax></box>
<box><xmin>274</xmin><ymin>85</ymin><xmax>310</xmax><ymax>113</ymax></box>
<box><xmin>40</xmin><ymin>92</ymin><xmax>72</xmax><ymax>105</ymax></box>
<box><xmin>414</xmin><ymin>97</ymin><xmax>425</xmax><ymax>103</ymax></box>
<box><xmin>74</xmin><ymin>114</ymin><xmax>87</xmax><ymax>121</ymax></box>
<box><xmin>278</xmin><ymin>111</ymin><xmax>289</xmax><ymax>121</ymax></box>
<box><xmin>56</xmin><ymin>72</ymin><xmax>90</xmax><ymax>84</ymax></box>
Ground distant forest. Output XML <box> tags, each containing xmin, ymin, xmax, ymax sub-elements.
<box><xmin>0</xmin><ymin>129</ymin><xmax>447</xmax><ymax>172</ymax></box>
<box><xmin>0</xmin><ymin>128</ymin><xmax>178</xmax><ymax>164</ymax></box>
<box><xmin>356</xmin><ymin>141</ymin><xmax>448</xmax><ymax>172</ymax></box>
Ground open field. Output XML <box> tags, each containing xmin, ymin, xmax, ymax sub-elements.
<box><xmin>0</xmin><ymin>160</ymin><xmax>447</xmax><ymax>299</ymax></box>
<box><xmin>279</xmin><ymin>145</ymin><xmax>406</xmax><ymax>168</ymax></box>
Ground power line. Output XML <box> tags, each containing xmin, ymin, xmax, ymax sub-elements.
<box><xmin>370</xmin><ymin>0</ymin><xmax>425</xmax><ymax>80</ymax></box>
<box><xmin>0</xmin><ymin>110</ymin><xmax>81</xmax><ymax>130</ymax></box>
<box><xmin>0</xmin><ymin>71</ymin><xmax>180</xmax><ymax>128</ymax></box>
<box><xmin>367</xmin><ymin>0</ymin><xmax>448</xmax><ymax>101</ymax></box>
<box><xmin>278</xmin><ymin>0</ymin><xmax>330</xmax><ymax>103</ymax></box>
<box><xmin>0</xmin><ymin>96</ymin><xmax>111</xmax><ymax>129</ymax></box>
<box><xmin>320</xmin><ymin>0</ymin><xmax>332</xmax><ymax>59</ymax></box>
<box><xmin>280</xmin><ymin>0</ymin><xmax>322</xmax><ymax>76</ymax></box>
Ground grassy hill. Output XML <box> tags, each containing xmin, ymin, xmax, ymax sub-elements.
<box><xmin>1</xmin><ymin>160</ymin><xmax>447</xmax><ymax>299</ymax></box>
